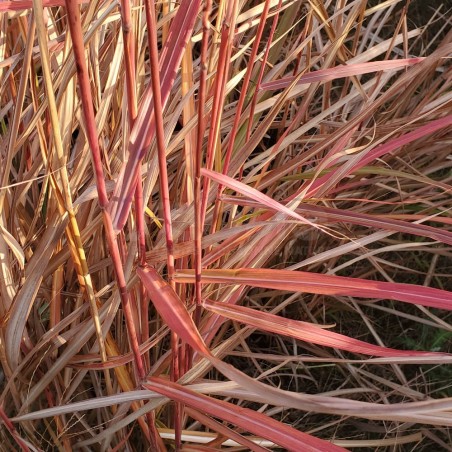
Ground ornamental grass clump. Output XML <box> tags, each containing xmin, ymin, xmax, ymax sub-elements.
<box><xmin>0</xmin><ymin>0</ymin><xmax>451</xmax><ymax>450</ymax></box>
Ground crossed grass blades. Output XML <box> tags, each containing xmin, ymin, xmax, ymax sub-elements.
<box><xmin>0</xmin><ymin>0</ymin><xmax>451</xmax><ymax>450</ymax></box>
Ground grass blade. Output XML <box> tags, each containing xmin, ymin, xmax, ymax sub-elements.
<box><xmin>145</xmin><ymin>377</ymin><xmax>347</xmax><ymax>452</ymax></box>
<box><xmin>110</xmin><ymin>0</ymin><xmax>202</xmax><ymax>231</ymax></box>
<box><xmin>176</xmin><ymin>268</ymin><xmax>452</xmax><ymax>310</ymax></box>
<box><xmin>203</xmin><ymin>299</ymin><xmax>449</xmax><ymax>358</ymax></box>
<box><xmin>137</xmin><ymin>265</ymin><xmax>210</xmax><ymax>356</ymax></box>
<box><xmin>5</xmin><ymin>214</ymin><xmax>68</xmax><ymax>369</ymax></box>
<box><xmin>260</xmin><ymin>57</ymin><xmax>424</xmax><ymax>91</ymax></box>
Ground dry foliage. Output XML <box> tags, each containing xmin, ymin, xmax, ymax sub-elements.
<box><xmin>0</xmin><ymin>0</ymin><xmax>451</xmax><ymax>450</ymax></box>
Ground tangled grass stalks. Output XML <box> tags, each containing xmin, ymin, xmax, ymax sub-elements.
<box><xmin>0</xmin><ymin>0</ymin><xmax>451</xmax><ymax>450</ymax></box>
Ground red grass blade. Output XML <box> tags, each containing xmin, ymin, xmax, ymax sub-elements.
<box><xmin>201</xmin><ymin>168</ymin><xmax>319</xmax><ymax>229</ymax></box>
<box><xmin>184</xmin><ymin>406</ymin><xmax>270</xmax><ymax>452</ymax></box>
<box><xmin>144</xmin><ymin>377</ymin><xmax>347</xmax><ymax>452</ymax></box>
<box><xmin>203</xmin><ymin>299</ymin><xmax>449</xmax><ymax>357</ymax></box>
<box><xmin>348</xmin><ymin>114</ymin><xmax>452</xmax><ymax>171</ymax></box>
<box><xmin>137</xmin><ymin>265</ymin><xmax>210</xmax><ymax>356</ymax></box>
<box><xmin>175</xmin><ymin>268</ymin><xmax>452</xmax><ymax>311</ymax></box>
<box><xmin>260</xmin><ymin>58</ymin><xmax>424</xmax><ymax>91</ymax></box>
<box><xmin>222</xmin><ymin>196</ymin><xmax>452</xmax><ymax>246</ymax></box>
<box><xmin>295</xmin><ymin>204</ymin><xmax>452</xmax><ymax>246</ymax></box>
<box><xmin>305</xmin><ymin>114</ymin><xmax>452</xmax><ymax>197</ymax></box>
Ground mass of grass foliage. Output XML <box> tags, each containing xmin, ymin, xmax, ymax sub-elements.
<box><xmin>0</xmin><ymin>0</ymin><xmax>451</xmax><ymax>450</ymax></box>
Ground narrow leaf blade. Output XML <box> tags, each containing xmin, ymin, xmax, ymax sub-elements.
<box><xmin>175</xmin><ymin>268</ymin><xmax>452</xmax><ymax>310</ymax></box>
<box><xmin>260</xmin><ymin>58</ymin><xmax>424</xmax><ymax>91</ymax></box>
<box><xmin>145</xmin><ymin>377</ymin><xmax>346</xmax><ymax>452</ymax></box>
<box><xmin>204</xmin><ymin>299</ymin><xmax>449</xmax><ymax>357</ymax></box>
<box><xmin>137</xmin><ymin>265</ymin><xmax>210</xmax><ymax>356</ymax></box>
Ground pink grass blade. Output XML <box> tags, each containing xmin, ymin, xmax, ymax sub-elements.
<box><xmin>203</xmin><ymin>299</ymin><xmax>449</xmax><ymax>357</ymax></box>
<box><xmin>209</xmin><ymin>355</ymin><xmax>452</xmax><ymax>427</ymax></box>
<box><xmin>260</xmin><ymin>58</ymin><xmax>425</xmax><ymax>91</ymax></box>
<box><xmin>222</xmin><ymin>196</ymin><xmax>452</xmax><ymax>246</ymax></box>
<box><xmin>184</xmin><ymin>406</ymin><xmax>270</xmax><ymax>452</ymax></box>
<box><xmin>303</xmin><ymin>114</ymin><xmax>452</xmax><ymax>198</ymax></box>
<box><xmin>119</xmin><ymin>0</ymin><xmax>137</xmax><ymax>122</ymax></box>
<box><xmin>175</xmin><ymin>268</ymin><xmax>452</xmax><ymax>311</ymax></box>
<box><xmin>201</xmin><ymin>168</ymin><xmax>320</xmax><ymax>229</ymax></box>
<box><xmin>110</xmin><ymin>0</ymin><xmax>201</xmax><ymax>232</ymax></box>
<box><xmin>117</xmin><ymin>0</ymin><xmax>147</xmax><ymax>268</ymax></box>
<box><xmin>348</xmin><ymin>114</ymin><xmax>452</xmax><ymax>172</ymax></box>
<box><xmin>117</xmin><ymin>0</ymin><xmax>152</xmax><ymax>370</ymax></box>
<box><xmin>144</xmin><ymin>377</ymin><xmax>347</xmax><ymax>452</ymax></box>
<box><xmin>295</xmin><ymin>204</ymin><xmax>452</xmax><ymax>246</ymax></box>
<box><xmin>137</xmin><ymin>265</ymin><xmax>211</xmax><ymax>357</ymax></box>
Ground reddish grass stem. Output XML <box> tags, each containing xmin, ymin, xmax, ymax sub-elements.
<box><xmin>210</xmin><ymin>0</ymin><xmax>272</xmax><ymax>232</ymax></box>
<box><xmin>143</xmin><ymin>1</ymin><xmax>175</xmax><ymax>282</ymax></box>
<box><xmin>144</xmin><ymin>0</ymin><xmax>178</xmax><ymax>447</ymax></box>
<box><xmin>200</xmin><ymin>0</ymin><xmax>240</xmax><ymax>233</ymax></box>
<box><xmin>118</xmin><ymin>1</ymin><xmax>163</xmax><ymax>449</ymax></box>
<box><xmin>194</xmin><ymin>0</ymin><xmax>213</xmax><ymax>314</ymax></box>
<box><xmin>63</xmin><ymin>0</ymin><xmax>146</xmax><ymax>385</ymax></box>
<box><xmin>246</xmin><ymin>0</ymin><xmax>283</xmax><ymax>142</ymax></box>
